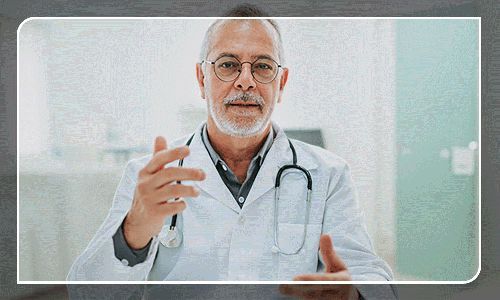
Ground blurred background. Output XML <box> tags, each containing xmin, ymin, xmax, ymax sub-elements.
<box><xmin>18</xmin><ymin>19</ymin><xmax>478</xmax><ymax>281</ymax></box>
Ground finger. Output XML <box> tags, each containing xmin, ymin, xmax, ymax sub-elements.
<box><xmin>320</xmin><ymin>234</ymin><xmax>347</xmax><ymax>273</ymax></box>
<box><xmin>151</xmin><ymin>167</ymin><xmax>206</xmax><ymax>188</ymax></box>
<box><xmin>279</xmin><ymin>284</ymin><xmax>342</xmax><ymax>299</ymax></box>
<box><xmin>157</xmin><ymin>200</ymin><xmax>187</xmax><ymax>216</ymax></box>
<box><xmin>279</xmin><ymin>284</ymin><xmax>309</xmax><ymax>297</ymax></box>
<box><xmin>281</xmin><ymin>284</ymin><xmax>345</xmax><ymax>292</ymax></box>
<box><xmin>293</xmin><ymin>271</ymin><xmax>351</xmax><ymax>281</ymax></box>
<box><xmin>145</xmin><ymin>146</ymin><xmax>190</xmax><ymax>174</ymax></box>
<box><xmin>154</xmin><ymin>184</ymin><xmax>200</xmax><ymax>202</ymax></box>
<box><xmin>154</xmin><ymin>136</ymin><xmax>167</xmax><ymax>155</ymax></box>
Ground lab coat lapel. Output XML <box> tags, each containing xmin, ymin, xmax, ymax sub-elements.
<box><xmin>243</xmin><ymin>122</ymin><xmax>318</xmax><ymax>209</ymax></box>
<box><xmin>184</xmin><ymin>124</ymin><xmax>241</xmax><ymax>214</ymax></box>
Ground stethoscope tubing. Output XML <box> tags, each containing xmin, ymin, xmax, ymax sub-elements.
<box><xmin>163</xmin><ymin>129</ymin><xmax>313</xmax><ymax>254</ymax></box>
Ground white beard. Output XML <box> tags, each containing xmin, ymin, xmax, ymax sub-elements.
<box><xmin>207</xmin><ymin>94</ymin><xmax>273</xmax><ymax>137</ymax></box>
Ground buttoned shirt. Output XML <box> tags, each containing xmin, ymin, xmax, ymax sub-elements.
<box><xmin>201</xmin><ymin>124</ymin><xmax>274</xmax><ymax>208</ymax></box>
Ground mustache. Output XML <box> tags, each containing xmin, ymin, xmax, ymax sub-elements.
<box><xmin>223</xmin><ymin>93</ymin><xmax>264</xmax><ymax>106</ymax></box>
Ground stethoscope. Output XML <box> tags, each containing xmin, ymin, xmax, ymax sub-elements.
<box><xmin>159</xmin><ymin>129</ymin><xmax>313</xmax><ymax>255</ymax></box>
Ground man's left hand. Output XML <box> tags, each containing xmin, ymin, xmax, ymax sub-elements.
<box><xmin>279</xmin><ymin>234</ymin><xmax>360</xmax><ymax>300</ymax></box>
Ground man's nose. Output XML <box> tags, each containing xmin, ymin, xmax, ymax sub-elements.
<box><xmin>234</xmin><ymin>63</ymin><xmax>256</xmax><ymax>91</ymax></box>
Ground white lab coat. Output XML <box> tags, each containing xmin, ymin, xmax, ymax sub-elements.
<box><xmin>67</xmin><ymin>122</ymin><xmax>393</xmax><ymax>281</ymax></box>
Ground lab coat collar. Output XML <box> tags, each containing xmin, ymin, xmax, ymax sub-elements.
<box><xmin>243</xmin><ymin>121</ymin><xmax>318</xmax><ymax>209</ymax></box>
<box><xmin>184</xmin><ymin>123</ymin><xmax>241</xmax><ymax>214</ymax></box>
<box><xmin>184</xmin><ymin>122</ymin><xmax>319</xmax><ymax>214</ymax></box>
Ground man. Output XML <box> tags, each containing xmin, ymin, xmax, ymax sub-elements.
<box><xmin>68</xmin><ymin>13</ymin><xmax>393</xmax><ymax>298</ymax></box>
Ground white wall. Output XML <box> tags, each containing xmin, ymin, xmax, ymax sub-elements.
<box><xmin>19</xmin><ymin>22</ymin><xmax>50</xmax><ymax>156</ymax></box>
<box><xmin>18</xmin><ymin>19</ymin><xmax>396</xmax><ymax>280</ymax></box>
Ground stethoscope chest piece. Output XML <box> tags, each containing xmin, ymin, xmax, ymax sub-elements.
<box><xmin>159</xmin><ymin>226</ymin><xmax>183</xmax><ymax>248</ymax></box>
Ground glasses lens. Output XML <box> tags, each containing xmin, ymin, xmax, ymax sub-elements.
<box><xmin>252</xmin><ymin>58</ymin><xmax>278</xmax><ymax>83</ymax></box>
<box><xmin>214</xmin><ymin>56</ymin><xmax>240</xmax><ymax>81</ymax></box>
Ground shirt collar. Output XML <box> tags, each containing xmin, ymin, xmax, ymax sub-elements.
<box><xmin>201</xmin><ymin>123</ymin><xmax>275</xmax><ymax>167</ymax></box>
<box><xmin>255</xmin><ymin>125</ymin><xmax>274</xmax><ymax>166</ymax></box>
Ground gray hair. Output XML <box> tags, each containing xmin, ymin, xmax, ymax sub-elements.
<box><xmin>199</xmin><ymin>19</ymin><xmax>285</xmax><ymax>66</ymax></box>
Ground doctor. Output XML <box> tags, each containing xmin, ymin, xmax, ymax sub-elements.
<box><xmin>68</xmin><ymin>17</ymin><xmax>393</xmax><ymax>294</ymax></box>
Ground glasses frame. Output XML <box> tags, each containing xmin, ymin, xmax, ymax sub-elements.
<box><xmin>201</xmin><ymin>56</ymin><xmax>283</xmax><ymax>84</ymax></box>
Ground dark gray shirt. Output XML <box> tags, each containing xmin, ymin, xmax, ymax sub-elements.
<box><xmin>113</xmin><ymin>125</ymin><xmax>275</xmax><ymax>266</ymax></box>
<box><xmin>201</xmin><ymin>124</ymin><xmax>274</xmax><ymax>208</ymax></box>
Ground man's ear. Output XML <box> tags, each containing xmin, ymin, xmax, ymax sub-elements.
<box><xmin>277</xmin><ymin>67</ymin><xmax>289</xmax><ymax>103</ymax></box>
<box><xmin>196</xmin><ymin>63</ymin><xmax>206</xmax><ymax>99</ymax></box>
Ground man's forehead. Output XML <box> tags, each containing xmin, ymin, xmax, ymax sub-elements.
<box><xmin>212</xmin><ymin>52</ymin><xmax>278</xmax><ymax>62</ymax></box>
<box><xmin>212</xmin><ymin>19</ymin><xmax>278</xmax><ymax>39</ymax></box>
<box><xmin>208</xmin><ymin>20</ymin><xmax>280</xmax><ymax>60</ymax></box>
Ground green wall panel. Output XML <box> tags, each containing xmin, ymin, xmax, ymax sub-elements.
<box><xmin>396</xmin><ymin>20</ymin><xmax>479</xmax><ymax>281</ymax></box>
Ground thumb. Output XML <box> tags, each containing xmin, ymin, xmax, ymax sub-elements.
<box><xmin>153</xmin><ymin>136</ymin><xmax>167</xmax><ymax>155</ymax></box>
<box><xmin>320</xmin><ymin>234</ymin><xmax>347</xmax><ymax>273</ymax></box>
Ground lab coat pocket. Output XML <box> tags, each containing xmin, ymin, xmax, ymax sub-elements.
<box><xmin>277</xmin><ymin>223</ymin><xmax>322</xmax><ymax>280</ymax></box>
<box><xmin>148</xmin><ymin>224</ymin><xmax>183</xmax><ymax>280</ymax></box>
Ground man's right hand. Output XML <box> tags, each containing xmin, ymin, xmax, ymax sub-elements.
<box><xmin>123</xmin><ymin>136</ymin><xmax>206</xmax><ymax>250</ymax></box>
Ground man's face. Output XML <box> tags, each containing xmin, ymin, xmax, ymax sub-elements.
<box><xmin>196</xmin><ymin>20</ymin><xmax>288</xmax><ymax>137</ymax></box>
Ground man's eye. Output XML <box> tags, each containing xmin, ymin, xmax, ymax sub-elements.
<box><xmin>255</xmin><ymin>63</ymin><xmax>272</xmax><ymax>70</ymax></box>
<box><xmin>220</xmin><ymin>62</ymin><xmax>237</xmax><ymax>68</ymax></box>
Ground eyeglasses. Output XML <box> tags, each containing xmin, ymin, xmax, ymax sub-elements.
<box><xmin>202</xmin><ymin>55</ymin><xmax>282</xmax><ymax>84</ymax></box>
